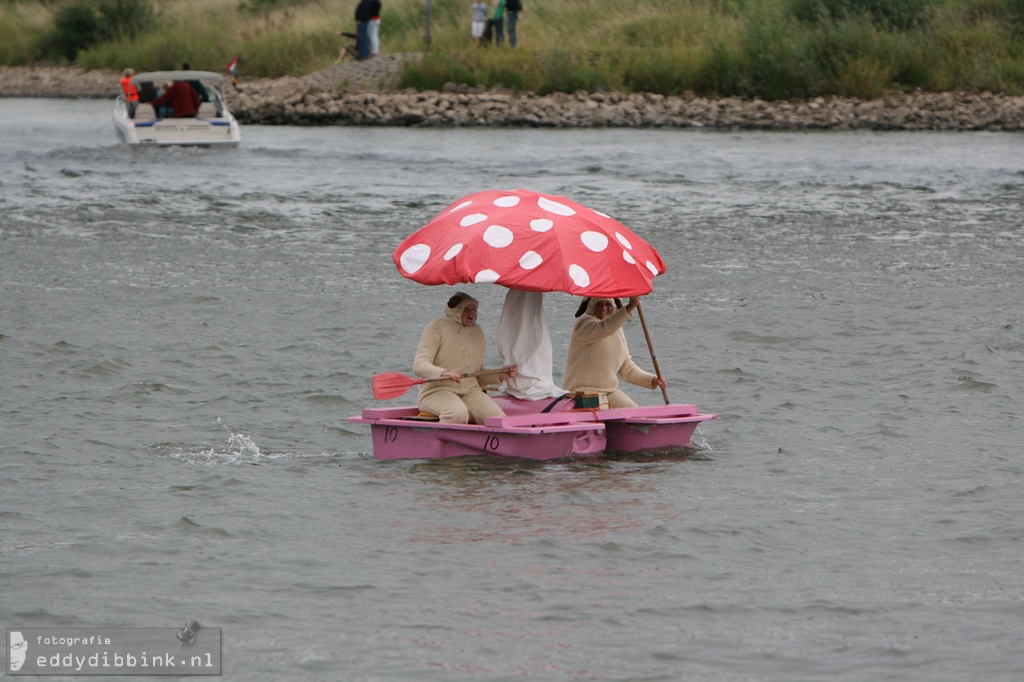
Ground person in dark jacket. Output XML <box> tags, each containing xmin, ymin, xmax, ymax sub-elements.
<box><xmin>355</xmin><ymin>0</ymin><xmax>373</xmax><ymax>60</ymax></box>
<box><xmin>505</xmin><ymin>0</ymin><xmax>522</xmax><ymax>47</ymax></box>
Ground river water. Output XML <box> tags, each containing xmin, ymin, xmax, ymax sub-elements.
<box><xmin>2</xmin><ymin>97</ymin><xmax>1023</xmax><ymax>681</ymax></box>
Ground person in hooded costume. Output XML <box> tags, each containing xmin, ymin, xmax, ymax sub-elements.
<box><xmin>562</xmin><ymin>296</ymin><xmax>666</xmax><ymax>409</ymax></box>
<box><xmin>414</xmin><ymin>292</ymin><xmax>517</xmax><ymax>424</ymax></box>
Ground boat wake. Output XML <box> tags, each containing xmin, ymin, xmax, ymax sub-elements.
<box><xmin>166</xmin><ymin>433</ymin><xmax>355</xmax><ymax>466</ymax></box>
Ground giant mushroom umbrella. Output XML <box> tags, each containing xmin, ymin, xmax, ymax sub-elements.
<box><xmin>395</xmin><ymin>189</ymin><xmax>665</xmax><ymax>297</ymax></box>
<box><xmin>394</xmin><ymin>189</ymin><xmax>669</xmax><ymax>402</ymax></box>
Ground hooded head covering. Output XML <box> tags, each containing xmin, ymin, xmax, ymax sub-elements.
<box><xmin>575</xmin><ymin>297</ymin><xmax>622</xmax><ymax>318</ymax></box>
<box><xmin>444</xmin><ymin>291</ymin><xmax>480</xmax><ymax>324</ymax></box>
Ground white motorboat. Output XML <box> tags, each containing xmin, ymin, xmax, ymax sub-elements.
<box><xmin>113</xmin><ymin>70</ymin><xmax>241</xmax><ymax>148</ymax></box>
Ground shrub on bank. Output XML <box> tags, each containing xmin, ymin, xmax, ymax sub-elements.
<box><xmin>2</xmin><ymin>0</ymin><xmax>1024</xmax><ymax>98</ymax></box>
<box><xmin>788</xmin><ymin>0</ymin><xmax>937</xmax><ymax>31</ymax></box>
<box><xmin>40</xmin><ymin>0</ymin><xmax>154</xmax><ymax>62</ymax></box>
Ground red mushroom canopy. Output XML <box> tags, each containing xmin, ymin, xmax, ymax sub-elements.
<box><xmin>394</xmin><ymin>189</ymin><xmax>665</xmax><ymax>298</ymax></box>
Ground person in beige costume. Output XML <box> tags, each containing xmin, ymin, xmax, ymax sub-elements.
<box><xmin>562</xmin><ymin>296</ymin><xmax>667</xmax><ymax>409</ymax></box>
<box><xmin>414</xmin><ymin>292</ymin><xmax>518</xmax><ymax>424</ymax></box>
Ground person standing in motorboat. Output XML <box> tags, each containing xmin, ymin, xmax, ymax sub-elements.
<box><xmin>414</xmin><ymin>292</ymin><xmax>518</xmax><ymax>424</ymax></box>
<box><xmin>180</xmin><ymin>62</ymin><xmax>211</xmax><ymax>102</ymax></box>
<box><xmin>562</xmin><ymin>296</ymin><xmax>666</xmax><ymax>409</ymax></box>
<box><xmin>120</xmin><ymin>68</ymin><xmax>139</xmax><ymax>118</ymax></box>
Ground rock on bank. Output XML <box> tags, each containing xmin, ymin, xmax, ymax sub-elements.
<box><xmin>232</xmin><ymin>84</ymin><xmax>1024</xmax><ymax>131</ymax></box>
<box><xmin>3</xmin><ymin>64</ymin><xmax>1024</xmax><ymax>130</ymax></box>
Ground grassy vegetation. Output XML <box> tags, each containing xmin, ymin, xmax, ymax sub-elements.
<box><xmin>3</xmin><ymin>0</ymin><xmax>1024</xmax><ymax>98</ymax></box>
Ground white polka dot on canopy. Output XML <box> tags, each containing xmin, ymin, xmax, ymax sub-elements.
<box><xmin>393</xmin><ymin>189</ymin><xmax>666</xmax><ymax>297</ymax></box>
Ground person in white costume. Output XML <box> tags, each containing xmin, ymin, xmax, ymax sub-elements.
<box><xmin>562</xmin><ymin>296</ymin><xmax>666</xmax><ymax>409</ymax></box>
<box><xmin>496</xmin><ymin>289</ymin><xmax>566</xmax><ymax>401</ymax></box>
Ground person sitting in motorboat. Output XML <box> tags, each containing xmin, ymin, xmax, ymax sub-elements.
<box><xmin>413</xmin><ymin>291</ymin><xmax>518</xmax><ymax>424</ymax></box>
<box><xmin>181</xmin><ymin>62</ymin><xmax>212</xmax><ymax>102</ymax></box>
<box><xmin>149</xmin><ymin>77</ymin><xmax>200</xmax><ymax>118</ymax></box>
<box><xmin>562</xmin><ymin>296</ymin><xmax>667</xmax><ymax>409</ymax></box>
<box><xmin>151</xmin><ymin>81</ymin><xmax>174</xmax><ymax>117</ymax></box>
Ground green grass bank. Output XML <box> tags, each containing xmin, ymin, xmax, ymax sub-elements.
<box><xmin>3</xmin><ymin>0</ymin><xmax>1024</xmax><ymax>99</ymax></box>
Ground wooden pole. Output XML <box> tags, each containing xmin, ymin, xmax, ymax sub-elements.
<box><xmin>635</xmin><ymin>301</ymin><xmax>670</xmax><ymax>404</ymax></box>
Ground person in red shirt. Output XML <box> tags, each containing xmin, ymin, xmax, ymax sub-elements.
<box><xmin>149</xmin><ymin>79</ymin><xmax>200</xmax><ymax>118</ymax></box>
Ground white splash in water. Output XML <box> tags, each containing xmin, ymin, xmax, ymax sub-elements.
<box><xmin>169</xmin><ymin>433</ymin><xmax>352</xmax><ymax>465</ymax></box>
<box><xmin>690</xmin><ymin>425</ymin><xmax>714</xmax><ymax>453</ymax></box>
<box><xmin>172</xmin><ymin>432</ymin><xmax>271</xmax><ymax>465</ymax></box>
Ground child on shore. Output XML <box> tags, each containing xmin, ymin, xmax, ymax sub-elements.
<box><xmin>335</xmin><ymin>31</ymin><xmax>359</xmax><ymax>62</ymax></box>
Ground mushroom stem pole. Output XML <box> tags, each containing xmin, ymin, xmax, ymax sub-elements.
<box><xmin>636</xmin><ymin>301</ymin><xmax>670</xmax><ymax>405</ymax></box>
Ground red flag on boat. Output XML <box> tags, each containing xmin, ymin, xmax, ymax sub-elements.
<box><xmin>226</xmin><ymin>57</ymin><xmax>238</xmax><ymax>86</ymax></box>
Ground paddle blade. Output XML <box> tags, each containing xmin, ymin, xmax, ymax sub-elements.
<box><xmin>371</xmin><ymin>372</ymin><xmax>422</xmax><ymax>400</ymax></box>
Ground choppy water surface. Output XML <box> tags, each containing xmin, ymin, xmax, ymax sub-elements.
<box><xmin>2</xmin><ymin>98</ymin><xmax>1023</xmax><ymax>681</ymax></box>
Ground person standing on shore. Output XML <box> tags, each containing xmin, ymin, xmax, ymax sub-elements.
<box><xmin>471</xmin><ymin>0</ymin><xmax>488</xmax><ymax>45</ymax></box>
<box><xmin>355</xmin><ymin>0</ymin><xmax>373</xmax><ymax>60</ymax></box>
<box><xmin>368</xmin><ymin>0</ymin><xmax>382</xmax><ymax>55</ymax></box>
<box><xmin>505</xmin><ymin>0</ymin><xmax>521</xmax><ymax>47</ymax></box>
<box><xmin>491</xmin><ymin>0</ymin><xmax>505</xmax><ymax>46</ymax></box>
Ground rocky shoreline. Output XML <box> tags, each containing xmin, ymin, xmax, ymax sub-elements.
<box><xmin>4</xmin><ymin>63</ymin><xmax>1024</xmax><ymax>130</ymax></box>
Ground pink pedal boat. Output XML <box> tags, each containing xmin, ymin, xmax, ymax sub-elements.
<box><xmin>349</xmin><ymin>396</ymin><xmax>716</xmax><ymax>461</ymax></box>
<box><xmin>358</xmin><ymin>188</ymin><xmax>719</xmax><ymax>460</ymax></box>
